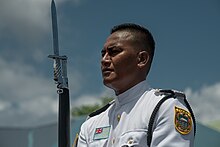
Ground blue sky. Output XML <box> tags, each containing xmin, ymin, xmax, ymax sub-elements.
<box><xmin>0</xmin><ymin>0</ymin><xmax>219</xmax><ymax>127</ymax></box>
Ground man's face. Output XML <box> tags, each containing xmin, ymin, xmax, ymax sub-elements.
<box><xmin>101</xmin><ymin>31</ymin><xmax>141</xmax><ymax>95</ymax></box>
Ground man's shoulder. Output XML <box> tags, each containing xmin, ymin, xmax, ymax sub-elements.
<box><xmin>142</xmin><ymin>88</ymin><xmax>188</xmax><ymax>111</ymax></box>
<box><xmin>149</xmin><ymin>88</ymin><xmax>187</xmax><ymax>102</ymax></box>
<box><xmin>79</xmin><ymin>100</ymin><xmax>115</xmax><ymax>133</ymax></box>
<box><xmin>86</xmin><ymin>100</ymin><xmax>115</xmax><ymax>120</ymax></box>
<box><xmin>153</xmin><ymin>89</ymin><xmax>185</xmax><ymax>98</ymax></box>
<box><xmin>142</xmin><ymin>88</ymin><xmax>185</xmax><ymax>101</ymax></box>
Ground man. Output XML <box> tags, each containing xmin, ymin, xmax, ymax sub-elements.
<box><xmin>74</xmin><ymin>23</ymin><xmax>196</xmax><ymax>147</ymax></box>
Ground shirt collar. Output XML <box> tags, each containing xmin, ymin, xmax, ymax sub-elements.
<box><xmin>115</xmin><ymin>80</ymin><xmax>151</xmax><ymax>106</ymax></box>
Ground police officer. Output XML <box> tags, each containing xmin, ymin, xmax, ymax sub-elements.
<box><xmin>74</xmin><ymin>23</ymin><xmax>196</xmax><ymax>147</ymax></box>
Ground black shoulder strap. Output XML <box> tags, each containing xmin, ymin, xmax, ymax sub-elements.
<box><xmin>147</xmin><ymin>90</ymin><xmax>196</xmax><ymax>146</ymax></box>
<box><xmin>147</xmin><ymin>90</ymin><xmax>175</xmax><ymax>146</ymax></box>
<box><xmin>182</xmin><ymin>96</ymin><xmax>196</xmax><ymax>135</ymax></box>
<box><xmin>88</xmin><ymin>101</ymin><xmax>113</xmax><ymax>118</ymax></box>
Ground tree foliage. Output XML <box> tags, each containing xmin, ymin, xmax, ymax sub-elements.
<box><xmin>71</xmin><ymin>97</ymin><xmax>114</xmax><ymax>117</ymax></box>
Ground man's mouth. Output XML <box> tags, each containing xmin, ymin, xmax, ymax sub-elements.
<box><xmin>102</xmin><ymin>68</ymin><xmax>113</xmax><ymax>74</ymax></box>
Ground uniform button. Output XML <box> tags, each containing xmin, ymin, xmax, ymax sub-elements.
<box><xmin>127</xmin><ymin>138</ymin><xmax>134</xmax><ymax>144</ymax></box>
<box><xmin>112</xmin><ymin>138</ymin><xmax>115</xmax><ymax>144</ymax></box>
<box><xmin>117</xmin><ymin>114</ymin><xmax>121</xmax><ymax>122</ymax></box>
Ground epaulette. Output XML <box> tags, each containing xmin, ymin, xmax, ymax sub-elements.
<box><xmin>87</xmin><ymin>100</ymin><xmax>115</xmax><ymax>119</ymax></box>
<box><xmin>154</xmin><ymin>89</ymin><xmax>185</xmax><ymax>98</ymax></box>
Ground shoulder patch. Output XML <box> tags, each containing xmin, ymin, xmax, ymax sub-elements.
<box><xmin>174</xmin><ymin>106</ymin><xmax>192</xmax><ymax>135</ymax></box>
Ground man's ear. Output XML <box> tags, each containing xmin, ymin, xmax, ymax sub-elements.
<box><xmin>137</xmin><ymin>51</ymin><xmax>150</xmax><ymax>68</ymax></box>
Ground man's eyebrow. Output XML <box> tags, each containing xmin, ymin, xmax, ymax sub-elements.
<box><xmin>102</xmin><ymin>45</ymin><xmax>114</xmax><ymax>52</ymax></box>
<box><xmin>107</xmin><ymin>45</ymin><xmax>117</xmax><ymax>50</ymax></box>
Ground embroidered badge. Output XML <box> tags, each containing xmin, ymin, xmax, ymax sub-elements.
<box><xmin>175</xmin><ymin>106</ymin><xmax>192</xmax><ymax>135</ymax></box>
<box><xmin>93</xmin><ymin>126</ymin><xmax>110</xmax><ymax>140</ymax></box>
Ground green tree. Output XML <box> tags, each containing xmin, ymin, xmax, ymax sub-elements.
<box><xmin>71</xmin><ymin>97</ymin><xmax>114</xmax><ymax>117</ymax></box>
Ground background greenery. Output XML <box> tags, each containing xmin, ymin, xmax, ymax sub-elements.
<box><xmin>71</xmin><ymin>97</ymin><xmax>114</xmax><ymax>117</ymax></box>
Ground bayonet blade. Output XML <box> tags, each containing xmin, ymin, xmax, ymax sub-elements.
<box><xmin>51</xmin><ymin>0</ymin><xmax>59</xmax><ymax>55</ymax></box>
<box><xmin>50</xmin><ymin>0</ymin><xmax>61</xmax><ymax>82</ymax></box>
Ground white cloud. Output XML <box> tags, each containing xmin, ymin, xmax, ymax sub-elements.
<box><xmin>0</xmin><ymin>57</ymin><xmax>56</xmax><ymax>126</ymax></box>
<box><xmin>0</xmin><ymin>96</ymin><xmax>58</xmax><ymax>127</ymax></box>
<box><xmin>0</xmin><ymin>57</ymin><xmax>83</xmax><ymax>127</ymax></box>
<box><xmin>73</xmin><ymin>95</ymin><xmax>102</xmax><ymax>107</ymax></box>
<box><xmin>0</xmin><ymin>0</ymin><xmax>50</xmax><ymax>41</ymax></box>
<box><xmin>72</xmin><ymin>87</ymin><xmax>115</xmax><ymax>108</ymax></box>
<box><xmin>185</xmin><ymin>82</ymin><xmax>220</xmax><ymax>124</ymax></box>
<box><xmin>0</xmin><ymin>0</ymin><xmax>85</xmax><ymax>65</ymax></box>
<box><xmin>0</xmin><ymin>58</ymin><xmax>54</xmax><ymax>101</ymax></box>
<box><xmin>0</xmin><ymin>100</ymin><xmax>11</xmax><ymax>111</ymax></box>
<box><xmin>0</xmin><ymin>0</ymin><xmax>80</xmax><ymax>43</ymax></box>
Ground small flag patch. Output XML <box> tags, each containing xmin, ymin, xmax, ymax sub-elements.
<box><xmin>93</xmin><ymin>126</ymin><xmax>110</xmax><ymax>140</ymax></box>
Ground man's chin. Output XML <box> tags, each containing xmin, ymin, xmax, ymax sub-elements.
<box><xmin>103</xmin><ymin>79</ymin><xmax>111</xmax><ymax>86</ymax></box>
<box><xmin>103</xmin><ymin>78</ymin><xmax>114</xmax><ymax>88</ymax></box>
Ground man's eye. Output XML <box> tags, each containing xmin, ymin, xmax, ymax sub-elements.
<box><xmin>101</xmin><ymin>47</ymin><xmax>122</xmax><ymax>57</ymax></box>
<box><xmin>108</xmin><ymin>48</ymin><xmax>121</xmax><ymax>56</ymax></box>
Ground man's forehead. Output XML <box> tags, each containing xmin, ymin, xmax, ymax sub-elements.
<box><xmin>104</xmin><ymin>31</ymin><xmax>133</xmax><ymax>47</ymax></box>
<box><xmin>109</xmin><ymin>31</ymin><xmax>132</xmax><ymax>40</ymax></box>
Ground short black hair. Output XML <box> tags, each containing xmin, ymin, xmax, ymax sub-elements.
<box><xmin>111</xmin><ymin>23</ymin><xmax>155</xmax><ymax>72</ymax></box>
<box><xmin>111</xmin><ymin>23</ymin><xmax>155</xmax><ymax>55</ymax></box>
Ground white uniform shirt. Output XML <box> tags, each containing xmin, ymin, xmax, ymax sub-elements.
<box><xmin>76</xmin><ymin>80</ymin><xmax>195</xmax><ymax>147</ymax></box>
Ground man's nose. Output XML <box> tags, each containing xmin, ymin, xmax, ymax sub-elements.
<box><xmin>101</xmin><ymin>53</ymin><xmax>111</xmax><ymax>66</ymax></box>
